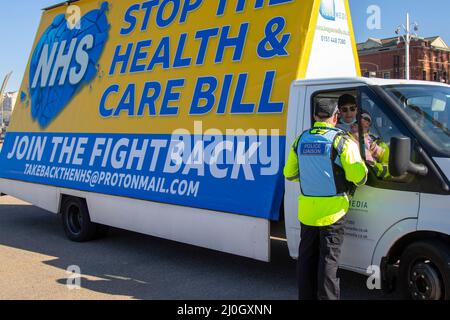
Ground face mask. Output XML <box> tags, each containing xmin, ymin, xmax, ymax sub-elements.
<box><xmin>340</xmin><ymin>118</ymin><xmax>356</xmax><ymax>125</ymax></box>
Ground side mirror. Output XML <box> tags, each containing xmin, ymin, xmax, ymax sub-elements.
<box><xmin>389</xmin><ymin>137</ymin><xmax>428</xmax><ymax>177</ymax></box>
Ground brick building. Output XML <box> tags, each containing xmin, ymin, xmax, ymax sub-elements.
<box><xmin>357</xmin><ymin>36</ymin><xmax>450</xmax><ymax>83</ymax></box>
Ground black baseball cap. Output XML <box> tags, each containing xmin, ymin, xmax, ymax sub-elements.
<box><xmin>315</xmin><ymin>100</ymin><xmax>338</xmax><ymax>118</ymax></box>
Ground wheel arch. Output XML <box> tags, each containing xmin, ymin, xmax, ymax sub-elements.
<box><xmin>373</xmin><ymin>219</ymin><xmax>450</xmax><ymax>294</ymax></box>
<box><xmin>58</xmin><ymin>193</ymin><xmax>88</xmax><ymax>215</ymax></box>
<box><xmin>386</xmin><ymin>231</ymin><xmax>450</xmax><ymax>265</ymax></box>
<box><xmin>373</xmin><ymin>218</ymin><xmax>450</xmax><ymax>266</ymax></box>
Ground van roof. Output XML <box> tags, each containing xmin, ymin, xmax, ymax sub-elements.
<box><xmin>43</xmin><ymin>0</ymin><xmax>80</xmax><ymax>11</ymax></box>
<box><xmin>294</xmin><ymin>77</ymin><xmax>450</xmax><ymax>88</ymax></box>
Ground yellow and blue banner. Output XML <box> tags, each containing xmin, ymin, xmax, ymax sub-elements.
<box><xmin>0</xmin><ymin>0</ymin><xmax>359</xmax><ymax>220</ymax></box>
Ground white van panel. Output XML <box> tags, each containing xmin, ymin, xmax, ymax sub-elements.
<box><xmin>371</xmin><ymin>219</ymin><xmax>417</xmax><ymax>268</ymax></box>
<box><xmin>434</xmin><ymin>158</ymin><xmax>450</xmax><ymax>182</ymax></box>
<box><xmin>418</xmin><ymin>193</ymin><xmax>450</xmax><ymax>236</ymax></box>
<box><xmin>0</xmin><ymin>179</ymin><xmax>270</xmax><ymax>262</ymax></box>
<box><xmin>0</xmin><ymin>178</ymin><xmax>59</xmax><ymax>213</ymax></box>
<box><xmin>284</xmin><ymin>83</ymin><xmax>306</xmax><ymax>259</ymax></box>
<box><xmin>341</xmin><ymin>187</ymin><xmax>419</xmax><ymax>270</ymax></box>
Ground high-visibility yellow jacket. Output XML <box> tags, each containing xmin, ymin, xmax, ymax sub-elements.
<box><xmin>372</xmin><ymin>140</ymin><xmax>391</xmax><ymax>179</ymax></box>
<box><xmin>284</xmin><ymin>122</ymin><xmax>368</xmax><ymax>226</ymax></box>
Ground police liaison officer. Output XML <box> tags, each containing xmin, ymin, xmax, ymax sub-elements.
<box><xmin>284</xmin><ymin>101</ymin><xmax>368</xmax><ymax>300</ymax></box>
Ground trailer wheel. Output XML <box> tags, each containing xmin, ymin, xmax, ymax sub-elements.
<box><xmin>399</xmin><ymin>240</ymin><xmax>450</xmax><ymax>300</ymax></box>
<box><xmin>61</xmin><ymin>197</ymin><xmax>108</xmax><ymax>242</ymax></box>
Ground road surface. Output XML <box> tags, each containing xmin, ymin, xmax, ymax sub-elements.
<box><xmin>0</xmin><ymin>196</ymin><xmax>401</xmax><ymax>300</ymax></box>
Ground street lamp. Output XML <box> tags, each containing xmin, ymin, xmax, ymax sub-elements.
<box><xmin>396</xmin><ymin>13</ymin><xmax>419</xmax><ymax>80</ymax></box>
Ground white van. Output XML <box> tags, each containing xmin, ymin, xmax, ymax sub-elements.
<box><xmin>285</xmin><ymin>77</ymin><xmax>450</xmax><ymax>300</ymax></box>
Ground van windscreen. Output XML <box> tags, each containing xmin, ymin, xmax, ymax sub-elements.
<box><xmin>383</xmin><ymin>85</ymin><xmax>450</xmax><ymax>155</ymax></box>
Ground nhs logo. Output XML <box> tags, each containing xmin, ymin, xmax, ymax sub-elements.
<box><xmin>31</xmin><ymin>35</ymin><xmax>95</xmax><ymax>89</ymax></box>
<box><xmin>320</xmin><ymin>0</ymin><xmax>336</xmax><ymax>21</ymax></box>
<box><xmin>29</xmin><ymin>2</ymin><xmax>110</xmax><ymax>128</ymax></box>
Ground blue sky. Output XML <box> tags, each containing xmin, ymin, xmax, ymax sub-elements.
<box><xmin>349</xmin><ymin>0</ymin><xmax>450</xmax><ymax>43</ymax></box>
<box><xmin>1</xmin><ymin>0</ymin><xmax>449</xmax><ymax>92</ymax></box>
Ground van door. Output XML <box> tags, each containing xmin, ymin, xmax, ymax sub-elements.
<box><xmin>342</xmin><ymin>86</ymin><xmax>420</xmax><ymax>272</ymax></box>
<box><xmin>285</xmin><ymin>83</ymin><xmax>420</xmax><ymax>273</ymax></box>
<box><xmin>285</xmin><ymin>82</ymin><xmax>363</xmax><ymax>258</ymax></box>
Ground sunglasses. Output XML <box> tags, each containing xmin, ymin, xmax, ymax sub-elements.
<box><xmin>340</xmin><ymin>106</ymin><xmax>357</xmax><ymax>113</ymax></box>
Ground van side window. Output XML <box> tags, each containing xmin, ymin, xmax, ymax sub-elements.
<box><xmin>358</xmin><ymin>92</ymin><xmax>415</xmax><ymax>184</ymax></box>
<box><xmin>312</xmin><ymin>88</ymin><xmax>416</xmax><ymax>186</ymax></box>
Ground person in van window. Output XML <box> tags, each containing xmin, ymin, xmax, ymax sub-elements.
<box><xmin>336</xmin><ymin>94</ymin><xmax>357</xmax><ymax>132</ymax></box>
<box><xmin>350</xmin><ymin>111</ymin><xmax>390</xmax><ymax>179</ymax></box>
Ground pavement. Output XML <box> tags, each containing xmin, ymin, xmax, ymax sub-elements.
<box><xmin>0</xmin><ymin>196</ymin><xmax>401</xmax><ymax>300</ymax></box>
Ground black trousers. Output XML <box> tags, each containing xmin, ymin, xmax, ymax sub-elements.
<box><xmin>297</xmin><ymin>218</ymin><xmax>345</xmax><ymax>300</ymax></box>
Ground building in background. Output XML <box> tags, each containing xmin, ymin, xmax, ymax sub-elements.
<box><xmin>1</xmin><ymin>91</ymin><xmax>18</xmax><ymax>126</ymax></box>
<box><xmin>358</xmin><ymin>36</ymin><xmax>449</xmax><ymax>83</ymax></box>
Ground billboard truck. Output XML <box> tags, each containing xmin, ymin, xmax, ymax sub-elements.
<box><xmin>1</xmin><ymin>0</ymin><xmax>449</xmax><ymax>299</ymax></box>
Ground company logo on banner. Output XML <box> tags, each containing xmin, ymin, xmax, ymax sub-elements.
<box><xmin>28</xmin><ymin>2</ymin><xmax>110</xmax><ymax>128</ymax></box>
<box><xmin>320</xmin><ymin>0</ymin><xmax>336</xmax><ymax>21</ymax></box>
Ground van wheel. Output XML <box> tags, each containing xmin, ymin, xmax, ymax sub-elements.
<box><xmin>399</xmin><ymin>240</ymin><xmax>450</xmax><ymax>300</ymax></box>
<box><xmin>61</xmin><ymin>197</ymin><xmax>108</xmax><ymax>242</ymax></box>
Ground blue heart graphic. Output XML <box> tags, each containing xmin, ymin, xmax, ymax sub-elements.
<box><xmin>29</xmin><ymin>2</ymin><xmax>110</xmax><ymax>128</ymax></box>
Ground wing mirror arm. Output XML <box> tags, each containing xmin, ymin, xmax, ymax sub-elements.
<box><xmin>389</xmin><ymin>137</ymin><xmax>428</xmax><ymax>177</ymax></box>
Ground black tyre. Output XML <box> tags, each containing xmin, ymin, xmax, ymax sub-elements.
<box><xmin>399</xmin><ymin>239</ymin><xmax>450</xmax><ymax>300</ymax></box>
<box><xmin>61</xmin><ymin>197</ymin><xmax>109</xmax><ymax>242</ymax></box>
